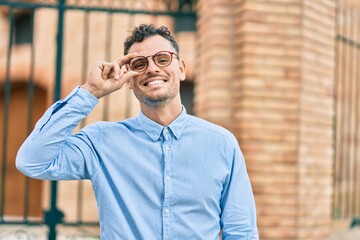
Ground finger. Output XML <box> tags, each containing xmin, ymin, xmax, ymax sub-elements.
<box><xmin>113</xmin><ymin>69</ymin><xmax>138</xmax><ymax>85</ymax></box>
<box><xmin>116</xmin><ymin>53</ymin><xmax>139</xmax><ymax>66</ymax></box>
<box><xmin>122</xmin><ymin>70</ymin><xmax>140</xmax><ymax>81</ymax></box>
<box><xmin>113</xmin><ymin>62</ymin><xmax>121</xmax><ymax>80</ymax></box>
<box><xmin>113</xmin><ymin>71</ymin><xmax>139</xmax><ymax>89</ymax></box>
<box><xmin>102</xmin><ymin>63</ymin><xmax>113</xmax><ymax>79</ymax></box>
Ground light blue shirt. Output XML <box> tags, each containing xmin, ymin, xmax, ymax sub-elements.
<box><xmin>16</xmin><ymin>87</ymin><xmax>258</xmax><ymax>240</ymax></box>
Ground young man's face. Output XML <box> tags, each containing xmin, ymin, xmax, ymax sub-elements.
<box><xmin>126</xmin><ymin>35</ymin><xmax>186</xmax><ymax>108</ymax></box>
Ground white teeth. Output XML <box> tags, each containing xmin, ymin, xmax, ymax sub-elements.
<box><xmin>147</xmin><ymin>80</ymin><xmax>164</xmax><ymax>86</ymax></box>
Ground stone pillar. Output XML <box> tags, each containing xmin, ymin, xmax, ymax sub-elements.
<box><xmin>196</xmin><ymin>0</ymin><xmax>336</xmax><ymax>239</ymax></box>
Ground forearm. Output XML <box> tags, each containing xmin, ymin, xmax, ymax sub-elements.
<box><xmin>221</xmin><ymin>140</ymin><xmax>259</xmax><ymax>239</ymax></box>
<box><xmin>16</xmin><ymin>87</ymin><xmax>99</xmax><ymax>180</ymax></box>
<box><xmin>221</xmin><ymin>192</ymin><xmax>258</xmax><ymax>240</ymax></box>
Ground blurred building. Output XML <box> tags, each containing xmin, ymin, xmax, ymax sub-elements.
<box><xmin>0</xmin><ymin>0</ymin><xmax>359</xmax><ymax>239</ymax></box>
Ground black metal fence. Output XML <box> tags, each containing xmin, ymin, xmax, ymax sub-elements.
<box><xmin>0</xmin><ymin>0</ymin><xmax>196</xmax><ymax>239</ymax></box>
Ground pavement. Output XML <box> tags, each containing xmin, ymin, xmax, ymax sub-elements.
<box><xmin>324</xmin><ymin>219</ymin><xmax>360</xmax><ymax>240</ymax></box>
<box><xmin>0</xmin><ymin>225</ymin><xmax>100</xmax><ymax>240</ymax></box>
<box><xmin>0</xmin><ymin>224</ymin><xmax>359</xmax><ymax>240</ymax></box>
<box><xmin>323</xmin><ymin>228</ymin><xmax>360</xmax><ymax>240</ymax></box>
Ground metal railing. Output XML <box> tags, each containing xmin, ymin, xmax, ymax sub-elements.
<box><xmin>0</xmin><ymin>0</ymin><xmax>196</xmax><ymax>239</ymax></box>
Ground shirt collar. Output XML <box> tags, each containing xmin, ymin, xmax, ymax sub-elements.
<box><xmin>137</xmin><ymin>106</ymin><xmax>188</xmax><ymax>141</ymax></box>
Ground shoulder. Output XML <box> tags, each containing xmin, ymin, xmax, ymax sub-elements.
<box><xmin>186</xmin><ymin>115</ymin><xmax>238</xmax><ymax>147</ymax></box>
<box><xmin>81</xmin><ymin>116</ymin><xmax>140</xmax><ymax>134</ymax></box>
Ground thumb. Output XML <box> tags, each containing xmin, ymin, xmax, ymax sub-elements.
<box><xmin>122</xmin><ymin>70</ymin><xmax>140</xmax><ymax>82</ymax></box>
<box><xmin>113</xmin><ymin>70</ymin><xmax>139</xmax><ymax>90</ymax></box>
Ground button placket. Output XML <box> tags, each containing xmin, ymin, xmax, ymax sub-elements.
<box><xmin>162</xmin><ymin>127</ymin><xmax>172</xmax><ymax>239</ymax></box>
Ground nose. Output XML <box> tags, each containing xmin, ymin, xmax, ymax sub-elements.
<box><xmin>145</xmin><ymin>57</ymin><xmax>160</xmax><ymax>73</ymax></box>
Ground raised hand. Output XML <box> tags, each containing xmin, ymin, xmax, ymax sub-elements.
<box><xmin>81</xmin><ymin>53</ymin><xmax>139</xmax><ymax>99</ymax></box>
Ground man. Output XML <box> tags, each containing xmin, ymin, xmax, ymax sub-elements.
<box><xmin>16</xmin><ymin>24</ymin><xmax>258</xmax><ymax>239</ymax></box>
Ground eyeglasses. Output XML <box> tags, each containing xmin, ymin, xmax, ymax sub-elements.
<box><xmin>127</xmin><ymin>51</ymin><xmax>178</xmax><ymax>72</ymax></box>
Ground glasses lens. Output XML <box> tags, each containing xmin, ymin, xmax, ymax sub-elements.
<box><xmin>154</xmin><ymin>52</ymin><xmax>172</xmax><ymax>67</ymax></box>
<box><xmin>130</xmin><ymin>57</ymin><xmax>148</xmax><ymax>72</ymax></box>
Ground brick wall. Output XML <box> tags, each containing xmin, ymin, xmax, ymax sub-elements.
<box><xmin>234</xmin><ymin>1</ymin><xmax>302</xmax><ymax>238</ymax></box>
<box><xmin>195</xmin><ymin>0</ymin><xmax>234</xmax><ymax>130</ymax></box>
<box><xmin>196</xmin><ymin>0</ymin><xmax>336</xmax><ymax>239</ymax></box>
<box><xmin>298</xmin><ymin>1</ymin><xmax>335</xmax><ymax>238</ymax></box>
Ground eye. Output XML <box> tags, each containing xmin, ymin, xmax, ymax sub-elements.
<box><xmin>154</xmin><ymin>53</ymin><xmax>171</xmax><ymax>65</ymax></box>
<box><xmin>130</xmin><ymin>58</ymin><xmax>147</xmax><ymax>71</ymax></box>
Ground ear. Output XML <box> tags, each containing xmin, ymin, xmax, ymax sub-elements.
<box><xmin>178</xmin><ymin>59</ymin><xmax>187</xmax><ymax>81</ymax></box>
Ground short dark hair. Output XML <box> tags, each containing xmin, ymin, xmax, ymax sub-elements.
<box><xmin>123</xmin><ymin>24</ymin><xmax>179</xmax><ymax>55</ymax></box>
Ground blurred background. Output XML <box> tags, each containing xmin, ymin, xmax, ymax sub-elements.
<box><xmin>0</xmin><ymin>0</ymin><xmax>359</xmax><ymax>239</ymax></box>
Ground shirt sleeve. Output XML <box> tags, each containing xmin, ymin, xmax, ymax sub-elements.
<box><xmin>16</xmin><ymin>87</ymin><xmax>101</xmax><ymax>180</ymax></box>
<box><xmin>220</xmin><ymin>135</ymin><xmax>259</xmax><ymax>240</ymax></box>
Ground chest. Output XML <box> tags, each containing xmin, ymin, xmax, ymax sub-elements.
<box><xmin>98</xmin><ymin>133</ymin><xmax>230</xmax><ymax>204</ymax></box>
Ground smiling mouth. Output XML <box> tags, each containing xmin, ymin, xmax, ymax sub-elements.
<box><xmin>144</xmin><ymin>80</ymin><xmax>166</xmax><ymax>86</ymax></box>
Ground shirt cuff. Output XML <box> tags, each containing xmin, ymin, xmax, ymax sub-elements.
<box><xmin>63</xmin><ymin>86</ymin><xmax>99</xmax><ymax>115</ymax></box>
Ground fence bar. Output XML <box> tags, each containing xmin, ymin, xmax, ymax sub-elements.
<box><xmin>334</xmin><ymin>2</ymin><xmax>360</xmax><ymax>222</ymax></box>
<box><xmin>338</xmin><ymin>7</ymin><xmax>349</xmax><ymax>218</ymax></box>
<box><xmin>45</xmin><ymin>0</ymin><xmax>66</xmax><ymax>239</ymax></box>
<box><xmin>0</xmin><ymin>1</ymin><xmax>58</xmax><ymax>9</ymax></box>
<box><xmin>334</xmin><ymin>3</ymin><xmax>343</xmax><ymax>219</ymax></box>
<box><xmin>76</xmin><ymin>10</ymin><xmax>90</xmax><ymax>224</ymax></box>
<box><xmin>124</xmin><ymin>13</ymin><xmax>135</xmax><ymax>119</ymax></box>
<box><xmin>102</xmin><ymin>12</ymin><xmax>113</xmax><ymax>122</ymax></box>
<box><xmin>0</xmin><ymin>7</ymin><xmax>14</xmax><ymax>221</ymax></box>
<box><xmin>0</xmin><ymin>0</ymin><xmax>196</xmax><ymax>17</ymax></box>
<box><xmin>347</xmin><ymin>8</ymin><xmax>356</xmax><ymax>216</ymax></box>
<box><xmin>342</xmin><ymin>7</ymin><xmax>352</xmax><ymax>217</ymax></box>
<box><xmin>349</xmin><ymin>8</ymin><xmax>358</xmax><ymax>217</ymax></box>
<box><xmin>23</xmin><ymin>8</ymin><xmax>36</xmax><ymax>222</ymax></box>
<box><xmin>353</xmin><ymin>12</ymin><xmax>360</xmax><ymax>217</ymax></box>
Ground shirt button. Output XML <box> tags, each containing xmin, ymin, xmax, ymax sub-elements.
<box><xmin>166</xmin><ymin>146</ymin><xmax>170</xmax><ymax>151</ymax></box>
<box><xmin>166</xmin><ymin>176</ymin><xmax>171</xmax><ymax>181</ymax></box>
<box><xmin>164</xmin><ymin>208</ymin><xmax>170</xmax><ymax>214</ymax></box>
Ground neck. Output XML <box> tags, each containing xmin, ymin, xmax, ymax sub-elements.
<box><xmin>140</xmin><ymin>98</ymin><xmax>183</xmax><ymax>126</ymax></box>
